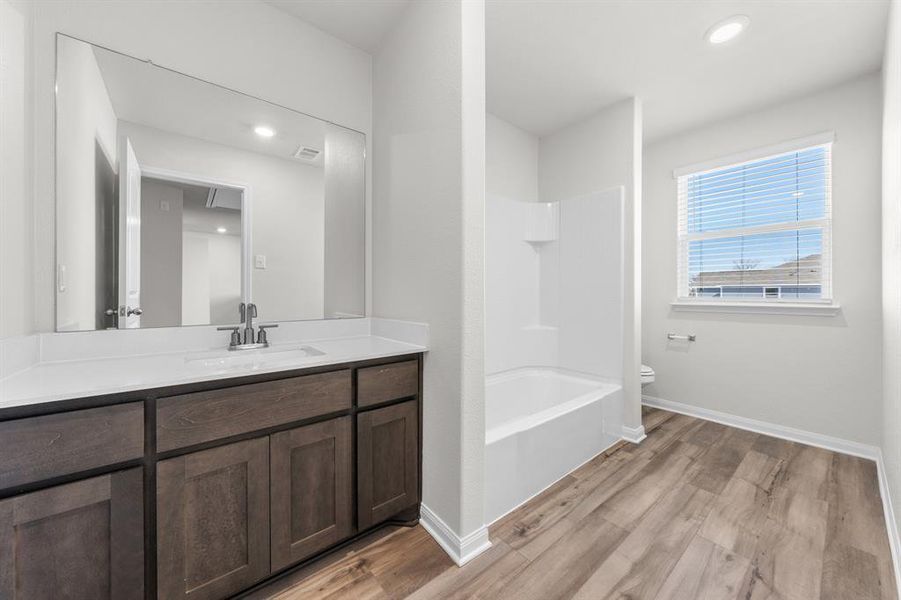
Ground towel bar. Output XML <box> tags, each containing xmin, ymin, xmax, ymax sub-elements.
<box><xmin>667</xmin><ymin>333</ymin><xmax>696</xmax><ymax>342</ymax></box>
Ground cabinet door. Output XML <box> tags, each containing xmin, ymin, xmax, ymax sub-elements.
<box><xmin>157</xmin><ymin>437</ymin><xmax>269</xmax><ymax>600</ymax></box>
<box><xmin>358</xmin><ymin>400</ymin><xmax>419</xmax><ymax>529</ymax></box>
<box><xmin>0</xmin><ymin>468</ymin><xmax>144</xmax><ymax>600</ymax></box>
<box><xmin>270</xmin><ymin>416</ymin><xmax>352</xmax><ymax>571</ymax></box>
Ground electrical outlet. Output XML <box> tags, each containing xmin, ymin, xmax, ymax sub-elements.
<box><xmin>254</xmin><ymin>255</ymin><xmax>267</xmax><ymax>269</ymax></box>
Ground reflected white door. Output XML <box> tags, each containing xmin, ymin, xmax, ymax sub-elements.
<box><xmin>118</xmin><ymin>138</ymin><xmax>142</xmax><ymax>328</ymax></box>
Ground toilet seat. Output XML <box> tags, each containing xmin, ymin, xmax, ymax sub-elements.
<box><xmin>641</xmin><ymin>364</ymin><xmax>655</xmax><ymax>385</ymax></box>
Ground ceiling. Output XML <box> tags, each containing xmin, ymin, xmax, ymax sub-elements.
<box><xmin>92</xmin><ymin>41</ymin><xmax>334</xmax><ymax>167</ymax></box>
<box><xmin>263</xmin><ymin>1</ymin><xmax>889</xmax><ymax>141</ymax></box>
<box><xmin>143</xmin><ymin>178</ymin><xmax>242</xmax><ymax>236</ymax></box>
<box><xmin>265</xmin><ymin>0</ymin><xmax>413</xmax><ymax>52</ymax></box>
<box><xmin>487</xmin><ymin>0</ymin><xmax>890</xmax><ymax>140</ymax></box>
<box><xmin>180</xmin><ymin>184</ymin><xmax>243</xmax><ymax>237</ymax></box>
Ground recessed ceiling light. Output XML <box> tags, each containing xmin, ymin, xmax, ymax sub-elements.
<box><xmin>216</xmin><ymin>227</ymin><xmax>228</xmax><ymax>234</ymax></box>
<box><xmin>254</xmin><ymin>125</ymin><xmax>275</xmax><ymax>138</ymax></box>
<box><xmin>706</xmin><ymin>15</ymin><xmax>750</xmax><ymax>45</ymax></box>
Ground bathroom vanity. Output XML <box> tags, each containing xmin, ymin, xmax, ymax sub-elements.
<box><xmin>0</xmin><ymin>28</ymin><xmax>431</xmax><ymax>599</ymax></box>
<box><xmin>0</xmin><ymin>349</ymin><xmax>423</xmax><ymax>599</ymax></box>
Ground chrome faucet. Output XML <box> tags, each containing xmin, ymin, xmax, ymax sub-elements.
<box><xmin>217</xmin><ymin>302</ymin><xmax>278</xmax><ymax>351</ymax></box>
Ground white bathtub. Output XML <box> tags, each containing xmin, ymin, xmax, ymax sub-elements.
<box><xmin>484</xmin><ymin>367</ymin><xmax>623</xmax><ymax>524</ymax></box>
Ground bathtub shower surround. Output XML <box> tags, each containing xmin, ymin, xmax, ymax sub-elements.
<box><xmin>485</xmin><ymin>186</ymin><xmax>625</xmax><ymax>523</ymax></box>
<box><xmin>485</xmin><ymin>368</ymin><xmax>623</xmax><ymax>523</ymax></box>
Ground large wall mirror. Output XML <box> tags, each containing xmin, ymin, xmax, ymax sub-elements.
<box><xmin>54</xmin><ymin>34</ymin><xmax>365</xmax><ymax>332</ymax></box>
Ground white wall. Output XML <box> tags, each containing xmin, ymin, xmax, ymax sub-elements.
<box><xmin>485</xmin><ymin>198</ymin><xmax>552</xmax><ymax>373</ymax></box>
<box><xmin>486</xmin><ymin>113</ymin><xmax>623</xmax><ymax>380</ymax></box>
<box><xmin>486</xmin><ymin>114</ymin><xmax>545</xmax><ymax>374</ymax></box>
<box><xmin>553</xmin><ymin>189</ymin><xmax>624</xmax><ymax>379</ymax></box>
<box><xmin>883</xmin><ymin>0</ymin><xmax>901</xmax><ymax>541</ymax></box>
<box><xmin>643</xmin><ymin>74</ymin><xmax>883</xmax><ymax>445</ymax></box>
<box><xmin>487</xmin><ymin>114</ymin><xmax>539</xmax><ymax>203</ymax></box>
<box><xmin>373</xmin><ymin>0</ymin><xmax>487</xmax><ymax>544</ymax></box>
<box><xmin>140</xmin><ymin>178</ymin><xmax>183</xmax><ymax>328</ymax></box>
<box><xmin>182</xmin><ymin>233</ymin><xmax>211</xmax><ymax>326</ymax></box>
<box><xmin>538</xmin><ymin>99</ymin><xmax>643</xmax><ymax>430</ymax></box>
<box><xmin>323</xmin><ymin>125</ymin><xmax>366</xmax><ymax>318</ymax></box>
<box><xmin>208</xmin><ymin>233</ymin><xmax>242</xmax><ymax>325</ymax></box>
<box><xmin>0</xmin><ymin>0</ymin><xmax>34</xmax><ymax>339</ymax></box>
<box><xmin>120</xmin><ymin>121</ymin><xmax>326</xmax><ymax>323</ymax></box>
<box><xmin>182</xmin><ymin>231</ymin><xmax>241</xmax><ymax>326</ymax></box>
<box><xmin>54</xmin><ymin>35</ymin><xmax>118</xmax><ymax>331</ymax></box>
<box><xmin>30</xmin><ymin>0</ymin><xmax>372</xmax><ymax>332</ymax></box>
<box><xmin>0</xmin><ymin>0</ymin><xmax>33</xmax><ymax>339</ymax></box>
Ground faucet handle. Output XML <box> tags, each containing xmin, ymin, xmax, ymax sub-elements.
<box><xmin>217</xmin><ymin>326</ymin><xmax>241</xmax><ymax>347</ymax></box>
<box><xmin>257</xmin><ymin>323</ymin><xmax>278</xmax><ymax>345</ymax></box>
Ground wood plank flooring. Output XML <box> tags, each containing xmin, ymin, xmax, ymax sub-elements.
<box><xmin>249</xmin><ymin>408</ymin><xmax>897</xmax><ymax>600</ymax></box>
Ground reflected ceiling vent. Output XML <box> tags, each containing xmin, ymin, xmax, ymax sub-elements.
<box><xmin>293</xmin><ymin>146</ymin><xmax>321</xmax><ymax>161</ymax></box>
<box><xmin>205</xmin><ymin>186</ymin><xmax>242</xmax><ymax>211</ymax></box>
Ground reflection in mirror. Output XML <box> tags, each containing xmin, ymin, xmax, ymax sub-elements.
<box><xmin>55</xmin><ymin>34</ymin><xmax>365</xmax><ymax>331</ymax></box>
<box><xmin>140</xmin><ymin>177</ymin><xmax>243</xmax><ymax>328</ymax></box>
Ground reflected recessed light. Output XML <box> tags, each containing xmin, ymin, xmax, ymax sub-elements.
<box><xmin>706</xmin><ymin>15</ymin><xmax>750</xmax><ymax>45</ymax></box>
<box><xmin>254</xmin><ymin>125</ymin><xmax>275</xmax><ymax>138</ymax></box>
<box><xmin>216</xmin><ymin>227</ymin><xmax>228</xmax><ymax>234</ymax></box>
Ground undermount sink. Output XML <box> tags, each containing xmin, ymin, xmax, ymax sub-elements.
<box><xmin>259</xmin><ymin>344</ymin><xmax>325</xmax><ymax>358</ymax></box>
<box><xmin>185</xmin><ymin>344</ymin><xmax>325</xmax><ymax>370</ymax></box>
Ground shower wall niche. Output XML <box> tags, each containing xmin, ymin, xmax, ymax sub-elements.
<box><xmin>486</xmin><ymin>190</ymin><xmax>624</xmax><ymax>379</ymax></box>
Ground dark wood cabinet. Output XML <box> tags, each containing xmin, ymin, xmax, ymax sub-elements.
<box><xmin>0</xmin><ymin>353</ymin><xmax>423</xmax><ymax>600</ymax></box>
<box><xmin>0</xmin><ymin>468</ymin><xmax>144</xmax><ymax>600</ymax></box>
<box><xmin>357</xmin><ymin>400</ymin><xmax>420</xmax><ymax>529</ymax></box>
<box><xmin>156</xmin><ymin>370</ymin><xmax>351</xmax><ymax>452</ymax></box>
<box><xmin>157</xmin><ymin>437</ymin><xmax>270</xmax><ymax>600</ymax></box>
<box><xmin>270</xmin><ymin>416</ymin><xmax>353</xmax><ymax>570</ymax></box>
<box><xmin>0</xmin><ymin>402</ymin><xmax>144</xmax><ymax>489</ymax></box>
<box><xmin>357</xmin><ymin>360</ymin><xmax>418</xmax><ymax>407</ymax></box>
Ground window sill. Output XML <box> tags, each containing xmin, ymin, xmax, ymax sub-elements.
<box><xmin>670</xmin><ymin>300</ymin><xmax>841</xmax><ymax>317</ymax></box>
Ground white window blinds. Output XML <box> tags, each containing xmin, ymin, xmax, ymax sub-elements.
<box><xmin>676</xmin><ymin>139</ymin><xmax>833</xmax><ymax>303</ymax></box>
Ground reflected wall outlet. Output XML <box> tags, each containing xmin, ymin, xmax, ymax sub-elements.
<box><xmin>57</xmin><ymin>264</ymin><xmax>67</xmax><ymax>292</ymax></box>
<box><xmin>254</xmin><ymin>255</ymin><xmax>267</xmax><ymax>269</ymax></box>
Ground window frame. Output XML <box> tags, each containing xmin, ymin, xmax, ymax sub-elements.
<box><xmin>672</xmin><ymin>132</ymin><xmax>838</xmax><ymax>314</ymax></box>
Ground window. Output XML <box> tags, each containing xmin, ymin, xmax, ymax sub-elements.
<box><xmin>676</xmin><ymin>136</ymin><xmax>833</xmax><ymax>305</ymax></box>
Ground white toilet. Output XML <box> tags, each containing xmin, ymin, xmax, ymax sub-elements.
<box><xmin>641</xmin><ymin>364</ymin><xmax>655</xmax><ymax>386</ymax></box>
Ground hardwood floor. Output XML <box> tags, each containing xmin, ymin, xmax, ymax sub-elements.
<box><xmin>249</xmin><ymin>408</ymin><xmax>897</xmax><ymax>600</ymax></box>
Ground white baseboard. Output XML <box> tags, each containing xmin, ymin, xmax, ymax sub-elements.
<box><xmin>641</xmin><ymin>394</ymin><xmax>879</xmax><ymax>460</ymax></box>
<box><xmin>419</xmin><ymin>504</ymin><xmax>491</xmax><ymax>566</ymax></box>
<box><xmin>621</xmin><ymin>424</ymin><xmax>647</xmax><ymax>444</ymax></box>
<box><xmin>876</xmin><ymin>450</ymin><xmax>901</xmax><ymax>597</ymax></box>
<box><xmin>642</xmin><ymin>394</ymin><xmax>900</xmax><ymax>595</ymax></box>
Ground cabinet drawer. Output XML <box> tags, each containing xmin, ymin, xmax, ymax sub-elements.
<box><xmin>357</xmin><ymin>360</ymin><xmax>418</xmax><ymax>408</ymax></box>
<box><xmin>157</xmin><ymin>370</ymin><xmax>352</xmax><ymax>452</ymax></box>
<box><xmin>0</xmin><ymin>403</ymin><xmax>144</xmax><ymax>490</ymax></box>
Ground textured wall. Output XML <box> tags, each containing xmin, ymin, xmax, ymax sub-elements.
<box><xmin>372</xmin><ymin>0</ymin><xmax>487</xmax><ymax>538</ymax></box>
<box><xmin>644</xmin><ymin>75</ymin><xmax>883</xmax><ymax>445</ymax></box>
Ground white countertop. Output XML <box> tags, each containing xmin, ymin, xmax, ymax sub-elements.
<box><xmin>0</xmin><ymin>334</ymin><xmax>426</xmax><ymax>411</ymax></box>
